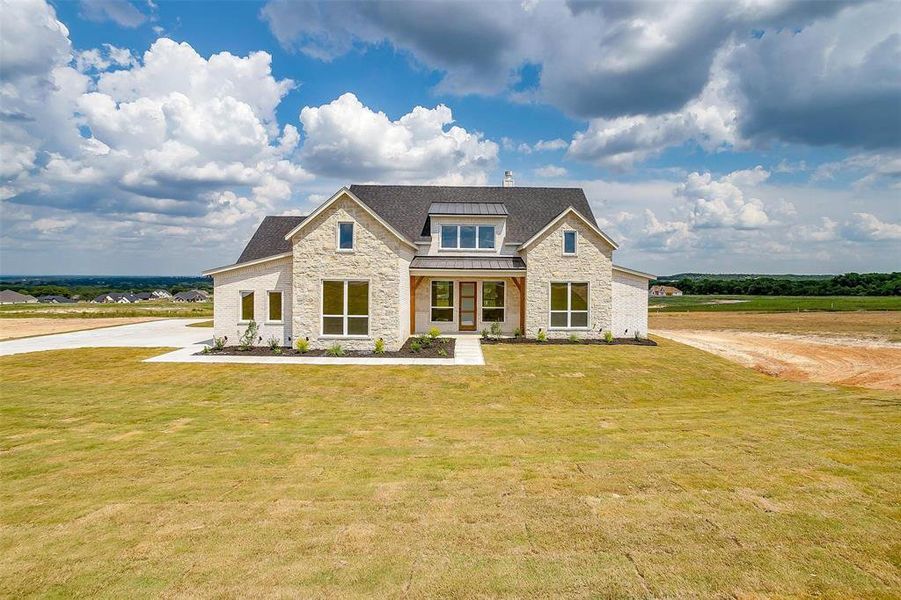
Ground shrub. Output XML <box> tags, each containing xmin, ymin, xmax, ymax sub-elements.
<box><xmin>410</xmin><ymin>340</ymin><xmax>421</xmax><ymax>353</ymax></box>
<box><xmin>480</xmin><ymin>329</ymin><xmax>489</xmax><ymax>340</ymax></box>
<box><xmin>326</xmin><ymin>343</ymin><xmax>344</xmax><ymax>357</ymax></box>
<box><xmin>201</xmin><ymin>346</ymin><xmax>211</xmax><ymax>354</ymax></box>
<box><xmin>238</xmin><ymin>321</ymin><xmax>258</xmax><ymax>350</ymax></box>
<box><xmin>604</xmin><ymin>330</ymin><xmax>614</xmax><ymax>344</ymax></box>
<box><xmin>513</xmin><ymin>327</ymin><xmax>522</xmax><ymax>338</ymax></box>
<box><xmin>437</xmin><ymin>347</ymin><xmax>447</xmax><ymax>357</ymax></box>
<box><xmin>417</xmin><ymin>334</ymin><xmax>432</xmax><ymax>347</ymax></box>
<box><xmin>536</xmin><ymin>329</ymin><xmax>547</xmax><ymax>343</ymax></box>
<box><xmin>295</xmin><ymin>337</ymin><xmax>309</xmax><ymax>353</ymax></box>
<box><xmin>267</xmin><ymin>336</ymin><xmax>280</xmax><ymax>351</ymax></box>
<box><xmin>212</xmin><ymin>336</ymin><xmax>226</xmax><ymax>351</ymax></box>
<box><xmin>273</xmin><ymin>347</ymin><xmax>282</xmax><ymax>355</ymax></box>
<box><xmin>489</xmin><ymin>321</ymin><xmax>502</xmax><ymax>339</ymax></box>
<box><xmin>634</xmin><ymin>330</ymin><xmax>642</xmax><ymax>341</ymax></box>
<box><xmin>568</xmin><ymin>333</ymin><xmax>581</xmax><ymax>344</ymax></box>
<box><xmin>428</xmin><ymin>326</ymin><xmax>441</xmax><ymax>340</ymax></box>
<box><xmin>374</xmin><ymin>338</ymin><xmax>386</xmax><ymax>354</ymax></box>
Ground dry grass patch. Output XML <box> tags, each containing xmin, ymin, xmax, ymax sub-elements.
<box><xmin>651</xmin><ymin>310</ymin><xmax>901</xmax><ymax>342</ymax></box>
<box><xmin>1</xmin><ymin>343</ymin><xmax>899</xmax><ymax>597</ymax></box>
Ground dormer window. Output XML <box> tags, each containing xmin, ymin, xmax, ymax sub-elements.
<box><xmin>563</xmin><ymin>230</ymin><xmax>577</xmax><ymax>255</ymax></box>
<box><xmin>440</xmin><ymin>224</ymin><xmax>495</xmax><ymax>249</ymax></box>
<box><xmin>338</xmin><ymin>222</ymin><xmax>354</xmax><ymax>251</ymax></box>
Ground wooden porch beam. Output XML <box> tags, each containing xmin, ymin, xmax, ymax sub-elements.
<box><xmin>512</xmin><ymin>277</ymin><xmax>526</xmax><ymax>333</ymax></box>
<box><xmin>409</xmin><ymin>276</ymin><xmax>424</xmax><ymax>334</ymax></box>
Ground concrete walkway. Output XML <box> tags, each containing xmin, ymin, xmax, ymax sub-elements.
<box><xmin>0</xmin><ymin>319</ymin><xmax>485</xmax><ymax>366</ymax></box>
<box><xmin>145</xmin><ymin>334</ymin><xmax>485</xmax><ymax>366</ymax></box>
<box><xmin>0</xmin><ymin>319</ymin><xmax>211</xmax><ymax>357</ymax></box>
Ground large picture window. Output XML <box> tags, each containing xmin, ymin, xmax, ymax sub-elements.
<box><xmin>440</xmin><ymin>225</ymin><xmax>495</xmax><ymax>249</ymax></box>
<box><xmin>550</xmin><ymin>282</ymin><xmax>588</xmax><ymax>329</ymax></box>
<box><xmin>240</xmin><ymin>291</ymin><xmax>254</xmax><ymax>322</ymax></box>
<box><xmin>481</xmin><ymin>281</ymin><xmax>505</xmax><ymax>322</ymax></box>
<box><xmin>430</xmin><ymin>281</ymin><xmax>454</xmax><ymax>322</ymax></box>
<box><xmin>322</xmin><ymin>280</ymin><xmax>369</xmax><ymax>336</ymax></box>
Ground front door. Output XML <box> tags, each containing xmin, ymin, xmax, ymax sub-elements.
<box><xmin>459</xmin><ymin>282</ymin><xmax>477</xmax><ymax>331</ymax></box>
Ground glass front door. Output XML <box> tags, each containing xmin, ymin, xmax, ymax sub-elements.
<box><xmin>459</xmin><ymin>282</ymin><xmax>477</xmax><ymax>331</ymax></box>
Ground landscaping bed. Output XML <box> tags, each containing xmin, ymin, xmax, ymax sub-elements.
<box><xmin>197</xmin><ymin>336</ymin><xmax>455</xmax><ymax>359</ymax></box>
<box><xmin>481</xmin><ymin>336</ymin><xmax>657</xmax><ymax>346</ymax></box>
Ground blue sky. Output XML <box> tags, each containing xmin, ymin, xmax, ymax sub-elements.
<box><xmin>1</xmin><ymin>0</ymin><xmax>899</xmax><ymax>275</ymax></box>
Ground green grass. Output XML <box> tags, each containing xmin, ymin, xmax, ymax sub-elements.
<box><xmin>1</xmin><ymin>344</ymin><xmax>899</xmax><ymax>597</ymax></box>
<box><xmin>650</xmin><ymin>295</ymin><xmax>901</xmax><ymax>312</ymax></box>
<box><xmin>0</xmin><ymin>300</ymin><xmax>212</xmax><ymax>319</ymax></box>
<box><xmin>186</xmin><ymin>319</ymin><xmax>214</xmax><ymax>327</ymax></box>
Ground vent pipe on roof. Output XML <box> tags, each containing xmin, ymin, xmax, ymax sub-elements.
<box><xmin>503</xmin><ymin>170</ymin><xmax>514</xmax><ymax>187</ymax></box>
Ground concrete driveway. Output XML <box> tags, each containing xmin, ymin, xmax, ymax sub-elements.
<box><xmin>0</xmin><ymin>319</ymin><xmax>211</xmax><ymax>357</ymax></box>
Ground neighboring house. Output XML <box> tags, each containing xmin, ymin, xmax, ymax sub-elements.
<box><xmin>37</xmin><ymin>295</ymin><xmax>76</xmax><ymax>304</ymax></box>
<box><xmin>0</xmin><ymin>290</ymin><xmax>38</xmax><ymax>304</ymax></box>
<box><xmin>93</xmin><ymin>293</ymin><xmax>138</xmax><ymax>303</ymax></box>
<box><xmin>134</xmin><ymin>292</ymin><xmax>153</xmax><ymax>301</ymax></box>
<box><xmin>151</xmin><ymin>289</ymin><xmax>172</xmax><ymax>299</ymax></box>
<box><xmin>203</xmin><ymin>179</ymin><xmax>654</xmax><ymax>351</ymax></box>
<box><xmin>650</xmin><ymin>285</ymin><xmax>683</xmax><ymax>297</ymax></box>
<box><xmin>173</xmin><ymin>290</ymin><xmax>209</xmax><ymax>302</ymax></box>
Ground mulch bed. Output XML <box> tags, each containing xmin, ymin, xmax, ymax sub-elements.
<box><xmin>481</xmin><ymin>337</ymin><xmax>657</xmax><ymax>346</ymax></box>
<box><xmin>197</xmin><ymin>336</ymin><xmax>455</xmax><ymax>359</ymax></box>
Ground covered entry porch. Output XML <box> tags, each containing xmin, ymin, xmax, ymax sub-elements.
<box><xmin>408</xmin><ymin>256</ymin><xmax>526</xmax><ymax>335</ymax></box>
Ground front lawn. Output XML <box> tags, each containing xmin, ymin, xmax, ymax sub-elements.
<box><xmin>1</xmin><ymin>342</ymin><xmax>898</xmax><ymax>597</ymax></box>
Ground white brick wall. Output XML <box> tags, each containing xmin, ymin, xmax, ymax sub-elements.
<box><xmin>212</xmin><ymin>257</ymin><xmax>292</xmax><ymax>347</ymax></box>
<box><xmin>291</xmin><ymin>194</ymin><xmax>415</xmax><ymax>351</ymax></box>
<box><xmin>521</xmin><ymin>214</ymin><xmax>614</xmax><ymax>339</ymax></box>
<box><xmin>612</xmin><ymin>269</ymin><xmax>649</xmax><ymax>338</ymax></box>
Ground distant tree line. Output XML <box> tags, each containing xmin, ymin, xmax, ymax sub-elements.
<box><xmin>0</xmin><ymin>276</ymin><xmax>212</xmax><ymax>300</ymax></box>
<box><xmin>652</xmin><ymin>272</ymin><xmax>900</xmax><ymax>296</ymax></box>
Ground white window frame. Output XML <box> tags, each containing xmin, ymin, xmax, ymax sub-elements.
<box><xmin>439</xmin><ymin>224</ymin><xmax>496</xmax><ymax>250</ymax></box>
<box><xmin>266</xmin><ymin>290</ymin><xmax>283</xmax><ymax>324</ymax></box>
<box><xmin>480</xmin><ymin>280</ymin><xmax>506</xmax><ymax>323</ymax></box>
<box><xmin>548</xmin><ymin>281</ymin><xmax>590</xmax><ymax>330</ymax></box>
<box><xmin>239</xmin><ymin>290</ymin><xmax>254</xmax><ymax>323</ymax></box>
<box><xmin>430</xmin><ymin>280</ymin><xmax>455</xmax><ymax>323</ymax></box>
<box><xmin>320</xmin><ymin>279</ymin><xmax>370</xmax><ymax>338</ymax></box>
<box><xmin>336</xmin><ymin>221</ymin><xmax>355</xmax><ymax>252</ymax></box>
<box><xmin>562</xmin><ymin>230</ymin><xmax>577</xmax><ymax>256</ymax></box>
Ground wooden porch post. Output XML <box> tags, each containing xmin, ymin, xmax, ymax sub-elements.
<box><xmin>409</xmin><ymin>276</ymin><xmax>423</xmax><ymax>335</ymax></box>
<box><xmin>512</xmin><ymin>277</ymin><xmax>526</xmax><ymax>333</ymax></box>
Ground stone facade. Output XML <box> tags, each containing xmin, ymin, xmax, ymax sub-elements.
<box><xmin>413</xmin><ymin>277</ymin><xmax>523</xmax><ymax>334</ymax></box>
<box><xmin>612</xmin><ymin>269</ymin><xmax>649</xmax><ymax>338</ymax></box>
<box><xmin>521</xmin><ymin>213</ymin><xmax>614</xmax><ymax>339</ymax></box>
<box><xmin>212</xmin><ymin>257</ymin><xmax>292</xmax><ymax>346</ymax></box>
<box><xmin>290</xmin><ymin>194</ymin><xmax>415</xmax><ymax>351</ymax></box>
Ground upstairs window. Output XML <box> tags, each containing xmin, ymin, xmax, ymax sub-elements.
<box><xmin>240</xmin><ymin>291</ymin><xmax>254</xmax><ymax>322</ymax></box>
<box><xmin>563</xmin><ymin>230</ymin><xmax>577</xmax><ymax>255</ymax></box>
<box><xmin>440</xmin><ymin>225</ymin><xmax>495</xmax><ymax>249</ymax></box>
<box><xmin>338</xmin><ymin>222</ymin><xmax>354</xmax><ymax>251</ymax></box>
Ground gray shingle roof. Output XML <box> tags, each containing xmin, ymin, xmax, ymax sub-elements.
<box><xmin>236</xmin><ymin>215</ymin><xmax>305</xmax><ymax>263</ymax></box>
<box><xmin>350</xmin><ymin>185</ymin><xmax>597</xmax><ymax>243</ymax></box>
<box><xmin>410</xmin><ymin>256</ymin><xmax>526</xmax><ymax>270</ymax></box>
<box><xmin>234</xmin><ymin>186</ymin><xmax>598</xmax><ymax>266</ymax></box>
<box><xmin>428</xmin><ymin>202</ymin><xmax>508</xmax><ymax>216</ymax></box>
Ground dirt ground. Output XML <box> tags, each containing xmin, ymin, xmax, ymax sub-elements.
<box><xmin>654</xmin><ymin>329</ymin><xmax>901</xmax><ymax>391</ymax></box>
<box><xmin>0</xmin><ymin>318</ymin><xmax>160</xmax><ymax>340</ymax></box>
<box><xmin>650</xmin><ymin>310</ymin><xmax>901</xmax><ymax>342</ymax></box>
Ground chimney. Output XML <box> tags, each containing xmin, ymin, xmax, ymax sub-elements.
<box><xmin>503</xmin><ymin>170</ymin><xmax>514</xmax><ymax>187</ymax></box>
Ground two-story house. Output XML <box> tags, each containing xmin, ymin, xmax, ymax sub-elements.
<box><xmin>203</xmin><ymin>177</ymin><xmax>653</xmax><ymax>351</ymax></box>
